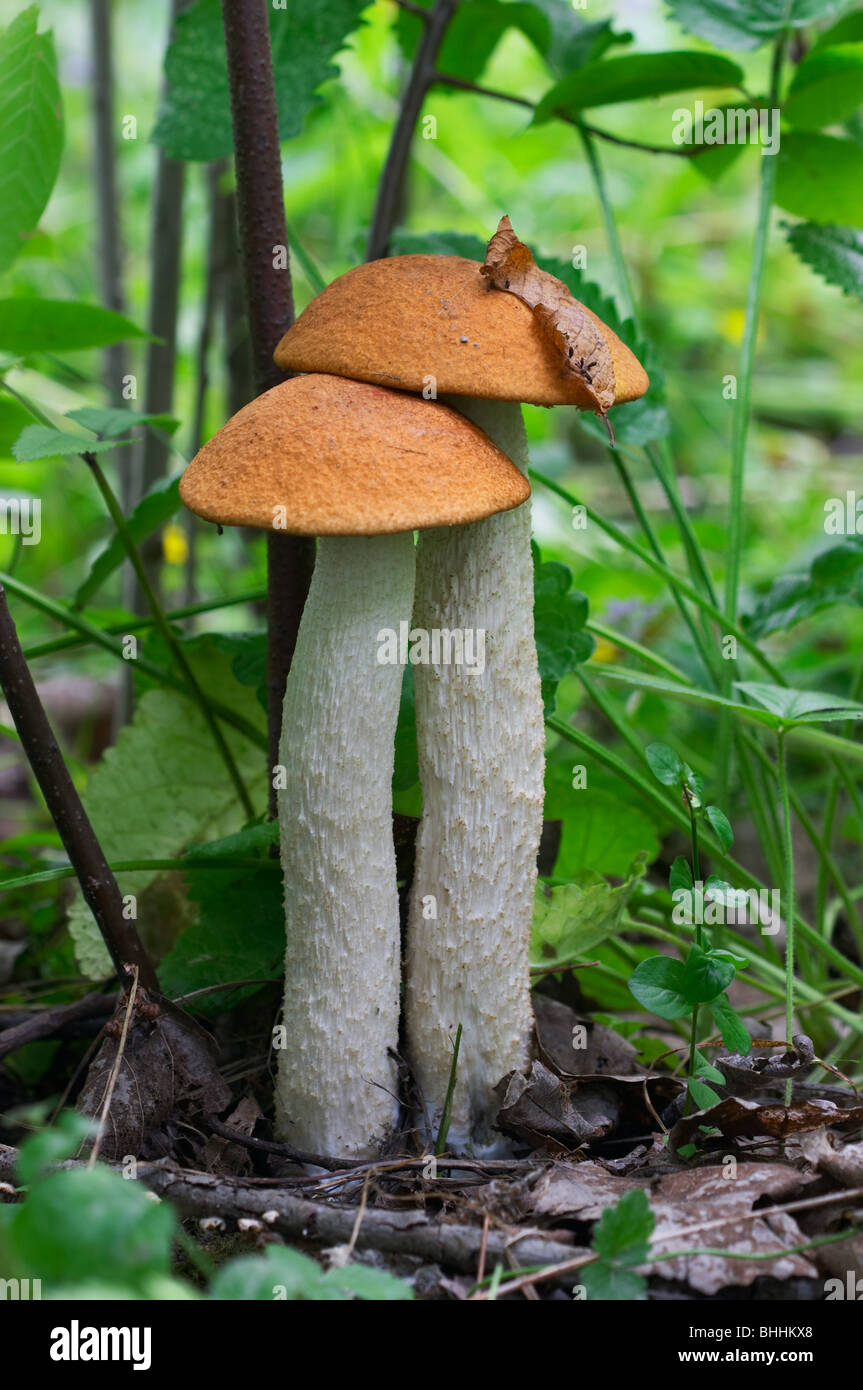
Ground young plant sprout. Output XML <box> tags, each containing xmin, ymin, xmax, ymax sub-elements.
<box><xmin>179</xmin><ymin>372</ymin><xmax>530</xmax><ymax>1157</ymax></box>
<box><xmin>274</xmin><ymin>227</ymin><xmax>648</xmax><ymax>1150</ymax></box>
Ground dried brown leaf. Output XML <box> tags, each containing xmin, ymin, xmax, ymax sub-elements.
<box><xmin>671</xmin><ymin>1095</ymin><xmax>863</xmax><ymax>1150</ymax></box>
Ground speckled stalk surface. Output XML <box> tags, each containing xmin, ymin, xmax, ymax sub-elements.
<box><xmin>275</xmin><ymin>532</ymin><xmax>415</xmax><ymax>1158</ymax></box>
<box><xmin>406</xmin><ymin>398</ymin><xmax>544</xmax><ymax>1151</ymax></box>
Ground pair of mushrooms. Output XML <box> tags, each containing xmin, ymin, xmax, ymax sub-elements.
<box><xmin>180</xmin><ymin>242</ymin><xmax>647</xmax><ymax>1158</ymax></box>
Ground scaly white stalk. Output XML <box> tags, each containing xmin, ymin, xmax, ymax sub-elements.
<box><xmin>274</xmin><ymin>532</ymin><xmax>416</xmax><ymax>1158</ymax></box>
<box><xmin>405</xmin><ymin>398</ymin><xmax>544</xmax><ymax>1152</ymax></box>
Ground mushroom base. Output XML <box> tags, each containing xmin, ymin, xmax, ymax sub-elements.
<box><xmin>274</xmin><ymin>531</ymin><xmax>416</xmax><ymax>1159</ymax></box>
<box><xmin>405</xmin><ymin>398</ymin><xmax>544</xmax><ymax>1153</ymax></box>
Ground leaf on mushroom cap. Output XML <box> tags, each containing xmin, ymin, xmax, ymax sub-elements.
<box><xmin>274</xmin><ymin>247</ymin><xmax>648</xmax><ymax>413</ymax></box>
<box><xmin>178</xmin><ymin>373</ymin><xmax>530</xmax><ymax>536</ymax></box>
<box><xmin>481</xmin><ymin>215</ymin><xmax>616</xmax><ymax>416</ymax></box>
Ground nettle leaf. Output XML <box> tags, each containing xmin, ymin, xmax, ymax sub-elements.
<box><xmin>682</xmin><ymin>944</ymin><xmax>736</xmax><ymax>1004</ymax></box>
<box><xmin>592</xmin><ymin>1188</ymin><xmax>653</xmax><ymax>1264</ymax></box>
<box><xmin>785</xmin><ymin>222</ymin><xmax>863</xmax><ymax>300</ymax></box>
<box><xmin>75</xmin><ymin>475</ymin><xmax>183</xmax><ymax>609</ymax></box>
<box><xmin>705</xmin><ymin>805</ymin><xmax>734</xmax><ymax>852</ymax></box>
<box><xmin>12</xmin><ymin>425</ymin><xmax>120</xmax><ymax>462</ymax></box>
<box><xmin>784</xmin><ymin>42</ymin><xmax>863</xmax><ymax>130</ymax></box>
<box><xmin>776</xmin><ymin>132</ymin><xmax>863</xmax><ymax>224</ymax></box>
<box><xmin>736</xmin><ymin>680</ymin><xmax>863</xmax><ymax>723</ymax></box>
<box><xmin>67</xmin><ymin>638</ymin><xmax>268</xmax><ymax>978</ymax></box>
<box><xmin>153</xmin><ymin>0</ymin><xmax>369</xmax><ymax>162</ymax></box>
<box><xmin>534</xmin><ymin>51</ymin><xmax>744</xmax><ymax>122</ymax></box>
<box><xmin>0</xmin><ymin>7</ymin><xmax>63</xmax><ymax>276</ymax></box>
<box><xmin>666</xmin><ymin>0</ymin><xmax>851</xmax><ymax>53</ymax></box>
<box><xmin>628</xmin><ymin>955</ymin><xmax>691</xmax><ymax>1020</ymax></box>
<box><xmin>709</xmin><ymin>992</ymin><xmax>752</xmax><ymax>1054</ymax></box>
<box><xmin>159</xmin><ymin>825</ymin><xmax>283</xmax><ymax>1011</ymax></box>
<box><xmin>645</xmin><ymin>741</ymin><xmax>684</xmax><ymax>786</ymax></box>
<box><xmin>0</xmin><ymin>298</ymin><xmax>149</xmax><ymax>354</ymax></box>
<box><xmin>531</xmin><ymin>857</ymin><xmax>645</xmax><ymax>968</ymax></box>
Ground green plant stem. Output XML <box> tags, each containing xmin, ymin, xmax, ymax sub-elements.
<box><xmin>816</xmin><ymin>651</ymin><xmax>863</xmax><ymax>928</ymax></box>
<box><xmin>23</xmin><ymin>589</ymin><xmax>267</xmax><ymax>660</ymax></box>
<box><xmin>0</xmin><ymin>856</ymin><xmax>281</xmax><ymax>893</ymax></box>
<box><xmin>585</xmin><ymin>620</ymin><xmax>685</xmax><ymax>681</ymax></box>
<box><xmin>777</xmin><ymin>729</ymin><xmax>795</xmax><ymax>1104</ymax></box>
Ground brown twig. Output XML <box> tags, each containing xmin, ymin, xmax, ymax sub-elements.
<box><xmin>0</xmin><ymin>991</ymin><xmax>115</xmax><ymax>1061</ymax></box>
<box><xmin>89</xmin><ymin>966</ymin><xmax>139</xmax><ymax>1167</ymax></box>
<box><xmin>365</xmin><ymin>0</ymin><xmax>461</xmax><ymax>260</ymax></box>
<box><xmin>220</xmin><ymin>0</ymin><xmax>314</xmax><ymax>812</ymax></box>
<box><xmin>0</xmin><ymin>587</ymin><xmax>158</xmax><ymax>992</ymax></box>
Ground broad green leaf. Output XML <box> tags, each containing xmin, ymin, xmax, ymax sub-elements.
<box><xmin>0</xmin><ymin>7</ymin><xmax>63</xmax><ymax>275</ymax></box>
<box><xmin>534</xmin><ymin>51</ymin><xmax>744</xmax><ymax>122</ymax></box>
<box><xmin>580</xmin><ymin>1262</ymin><xmax>647</xmax><ymax>1300</ymax></box>
<box><xmin>688</xmin><ymin>1078</ymin><xmax>722</xmax><ymax>1108</ymax></box>
<box><xmin>812</xmin><ymin>9</ymin><xmax>863</xmax><ymax>50</ymax></box>
<box><xmin>12</xmin><ymin>424</ymin><xmax>121</xmax><ymax>461</ymax></box>
<box><xmin>545</xmin><ymin>779</ymin><xmax>659</xmax><ymax>879</ymax></box>
<box><xmin>645</xmin><ymin>741</ymin><xmax>684</xmax><ymax>786</ymax></box>
<box><xmin>670</xmin><ymin>856</ymin><xmax>693</xmax><ymax>893</ymax></box>
<box><xmin>531</xmin><ymin>858</ymin><xmax>645</xmax><ymax>967</ymax></box>
<box><xmin>396</xmin><ymin>0</ymin><xmax>549</xmax><ymax>83</ymax></box>
<box><xmin>322</xmin><ymin>1265</ymin><xmax>414</xmax><ymax>1300</ymax></box>
<box><xmin>67</xmin><ymin>638</ymin><xmax>268</xmax><ymax>978</ymax></box>
<box><xmin>0</xmin><ymin>298</ymin><xmax>149</xmax><ymax>354</ymax></box>
<box><xmin>153</xmin><ymin>0</ymin><xmax>369</xmax><ymax>162</ymax></box>
<box><xmin>776</xmin><ymin>132</ymin><xmax>863</xmax><ymax>224</ymax></box>
<box><xmin>785</xmin><ymin>222</ymin><xmax>863</xmax><ymax>300</ymax></box>
<box><xmin>159</xmin><ymin>825</ymin><xmax>284</xmax><ymax>1011</ymax></box>
<box><xmin>67</xmin><ymin>406</ymin><xmax>180</xmax><ymax>440</ymax></box>
<box><xmin>592</xmin><ymin>1189</ymin><xmax>653</xmax><ymax>1265</ymax></box>
<box><xmin>628</xmin><ymin>955</ymin><xmax>691</xmax><ymax>1020</ymax></box>
<box><xmin>209</xmin><ymin>1246</ymin><xmax>329</xmax><ymax>1300</ymax></box>
<box><xmin>74</xmin><ymin>475</ymin><xmax>183</xmax><ymax>609</ymax></box>
<box><xmin>682</xmin><ymin>944</ymin><xmax>736</xmax><ymax>1004</ymax></box>
<box><xmin>784</xmin><ymin>43</ymin><xmax>863</xmax><ymax>129</ymax></box>
<box><xmin>709</xmin><ymin>992</ymin><xmax>752</xmax><ymax>1054</ymax></box>
<box><xmin>392</xmin><ymin>662</ymin><xmax>419</xmax><ymax>793</ymax></box>
<box><xmin>14</xmin><ymin>1112</ymin><xmax>94</xmax><ymax>1187</ymax></box>
<box><xmin>705</xmin><ymin>805</ymin><xmax>734</xmax><ymax>851</ymax></box>
<box><xmin>666</xmin><ymin>0</ymin><xmax>851</xmax><ymax>52</ymax></box>
<box><xmin>693</xmin><ymin>1049</ymin><xmax>726</xmax><ymax>1085</ymax></box>
<box><xmin>735</xmin><ymin>679</ymin><xmax>863</xmax><ymax>723</ymax></box>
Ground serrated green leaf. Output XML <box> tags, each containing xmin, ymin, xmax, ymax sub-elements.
<box><xmin>0</xmin><ymin>298</ymin><xmax>149</xmax><ymax>354</ymax></box>
<box><xmin>531</xmin><ymin>858</ymin><xmax>645</xmax><ymax>967</ymax></box>
<box><xmin>592</xmin><ymin>1188</ymin><xmax>653</xmax><ymax>1264</ymax></box>
<box><xmin>0</xmin><ymin>7</ymin><xmax>63</xmax><ymax>275</ymax></box>
<box><xmin>580</xmin><ymin>1261</ymin><xmax>647</xmax><ymax>1299</ymax></box>
<box><xmin>776</xmin><ymin>132</ymin><xmax>863</xmax><ymax>224</ymax></box>
<box><xmin>535</xmin><ymin>51</ymin><xmax>744</xmax><ymax>122</ymax></box>
<box><xmin>628</xmin><ymin>955</ymin><xmax>691</xmax><ymax>1019</ymax></box>
<box><xmin>785</xmin><ymin>221</ymin><xmax>863</xmax><ymax>300</ymax></box>
<box><xmin>736</xmin><ymin>679</ymin><xmax>863</xmax><ymax>722</ymax></box>
<box><xmin>666</xmin><ymin>0</ymin><xmax>850</xmax><ymax>52</ymax></box>
<box><xmin>645</xmin><ymin>741</ymin><xmax>684</xmax><ymax>786</ymax></box>
<box><xmin>153</xmin><ymin>0</ymin><xmax>369</xmax><ymax>162</ymax></box>
<box><xmin>784</xmin><ymin>42</ymin><xmax>863</xmax><ymax>130</ymax></box>
<box><xmin>67</xmin><ymin>638</ymin><xmax>268</xmax><ymax>978</ymax></box>
<box><xmin>74</xmin><ymin>475</ymin><xmax>183</xmax><ymax>609</ymax></box>
<box><xmin>534</xmin><ymin>559</ymin><xmax>594</xmax><ymax>685</ymax></box>
<box><xmin>66</xmin><ymin>406</ymin><xmax>180</xmax><ymax>440</ymax></box>
<box><xmin>709</xmin><ymin>992</ymin><xmax>752</xmax><ymax>1054</ymax></box>
<box><xmin>12</xmin><ymin>424</ymin><xmax>120</xmax><ymax>462</ymax></box>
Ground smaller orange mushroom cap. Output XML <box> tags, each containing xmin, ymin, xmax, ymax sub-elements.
<box><xmin>273</xmin><ymin>255</ymin><xmax>649</xmax><ymax>411</ymax></box>
<box><xmin>178</xmin><ymin>373</ymin><xmax>530</xmax><ymax>537</ymax></box>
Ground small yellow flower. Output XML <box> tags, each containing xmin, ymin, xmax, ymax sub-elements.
<box><xmin>162</xmin><ymin>522</ymin><xmax>188</xmax><ymax>566</ymax></box>
<box><xmin>591</xmin><ymin>637</ymin><xmax>618</xmax><ymax>664</ymax></box>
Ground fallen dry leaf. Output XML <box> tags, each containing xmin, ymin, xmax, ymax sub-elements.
<box><xmin>716</xmin><ymin>1034</ymin><xmax>815</xmax><ymax>1095</ymax></box>
<box><xmin>481</xmin><ymin>216</ymin><xmax>615</xmax><ymax>417</ymax></box>
<box><xmin>496</xmin><ymin>1058</ymin><xmax>681</xmax><ymax>1148</ymax></box>
<box><xmin>670</xmin><ymin>1094</ymin><xmax>863</xmax><ymax>1150</ymax></box>
<box><xmin>800</xmin><ymin>1129</ymin><xmax>863</xmax><ymax>1188</ymax></box>
<box><xmin>534</xmin><ymin>995</ymin><xmax>640</xmax><ymax>1077</ymax></box>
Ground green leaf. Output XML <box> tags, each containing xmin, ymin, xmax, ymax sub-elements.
<box><xmin>12</xmin><ymin>424</ymin><xmax>121</xmax><ymax>462</ymax></box>
<box><xmin>322</xmin><ymin>1264</ymin><xmax>414</xmax><ymax>1300</ymax></box>
<box><xmin>592</xmin><ymin>1188</ymin><xmax>653</xmax><ymax>1264</ymax></box>
<box><xmin>776</xmin><ymin>132</ymin><xmax>863</xmax><ymax>224</ymax></box>
<box><xmin>693</xmin><ymin>1048</ymin><xmax>726</xmax><ymax>1085</ymax></box>
<box><xmin>534</xmin><ymin>559</ymin><xmax>594</xmax><ymax>687</ymax></box>
<box><xmin>0</xmin><ymin>298</ymin><xmax>149</xmax><ymax>354</ymax></box>
<box><xmin>682</xmin><ymin>944</ymin><xmax>736</xmax><ymax>1004</ymax></box>
<box><xmin>14</xmin><ymin>1112</ymin><xmax>94</xmax><ymax>1187</ymax></box>
<box><xmin>670</xmin><ymin>855</ymin><xmax>694</xmax><ymax>893</ymax></box>
<box><xmin>159</xmin><ymin>826</ymin><xmax>284</xmax><ymax>1011</ymax></box>
<box><xmin>784</xmin><ymin>43</ymin><xmax>863</xmax><ymax>129</ymax></box>
<box><xmin>531</xmin><ymin>858</ymin><xmax>645</xmax><ymax>967</ymax></box>
<box><xmin>66</xmin><ymin>406</ymin><xmax>180</xmax><ymax>440</ymax></box>
<box><xmin>736</xmin><ymin>679</ymin><xmax>863</xmax><ymax>723</ymax></box>
<box><xmin>393</xmin><ymin>663</ymin><xmax>419</xmax><ymax>794</ymax></box>
<box><xmin>709</xmin><ymin>992</ymin><xmax>752</xmax><ymax>1054</ymax></box>
<box><xmin>74</xmin><ymin>475</ymin><xmax>183</xmax><ymax>609</ymax></box>
<box><xmin>208</xmin><ymin>1246</ymin><xmax>329</xmax><ymax>1301</ymax></box>
<box><xmin>153</xmin><ymin>0</ymin><xmax>369</xmax><ymax>162</ymax></box>
<box><xmin>628</xmin><ymin>955</ymin><xmax>691</xmax><ymax>1020</ymax></box>
<box><xmin>0</xmin><ymin>7</ymin><xmax>63</xmax><ymax>275</ymax></box>
<box><xmin>705</xmin><ymin>805</ymin><xmax>734</xmax><ymax>851</ymax></box>
<box><xmin>813</xmin><ymin>10</ymin><xmax>863</xmax><ymax>50</ymax></box>
<box><xmin>785</xmin><ymin>221</ymin><xmax>863</xmax><ymax>300</ymax></box>
<box><xmin>534</xmin><ymin>51</ymin><xmax>744</xmax><ymax>122</ymax></box>
<box><xmin>67</xmin><ymin>638</ymin><xmax>268</xmax><ymax>978</ymax></box>
<box><xmin>688</xmin><ymin>1077</ymin><xmax>722</xmax><ymax>1109</ymax></box>
<box><xmin>666</xmin><ymin>0</ymin><xmax>851</xmax><ymax>52</ymax></box>
<box><xmin>645</xmin><ymin>741</ymin><xmax>684</xmax><ymax>786</ymax></box>
<box><xmin>580</xmin><ymin>1261</ymin><xmax>647</xmax><ymax>1300</ymax></box>
<box><xmin>545</xmin><ymin>777</ymin><xmax>659</xmax><ymax>879</ymax></box>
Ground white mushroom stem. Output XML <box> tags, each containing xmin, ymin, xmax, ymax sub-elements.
<box><xmin>274</xmin><ymin>531</ymin><xmax>416</xmax><ymax>1159</ymax></box>
<box><xmin>405</xmin><ymin>398</ymin><xmax>544</xmax><ymax>1152</ymax></box>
